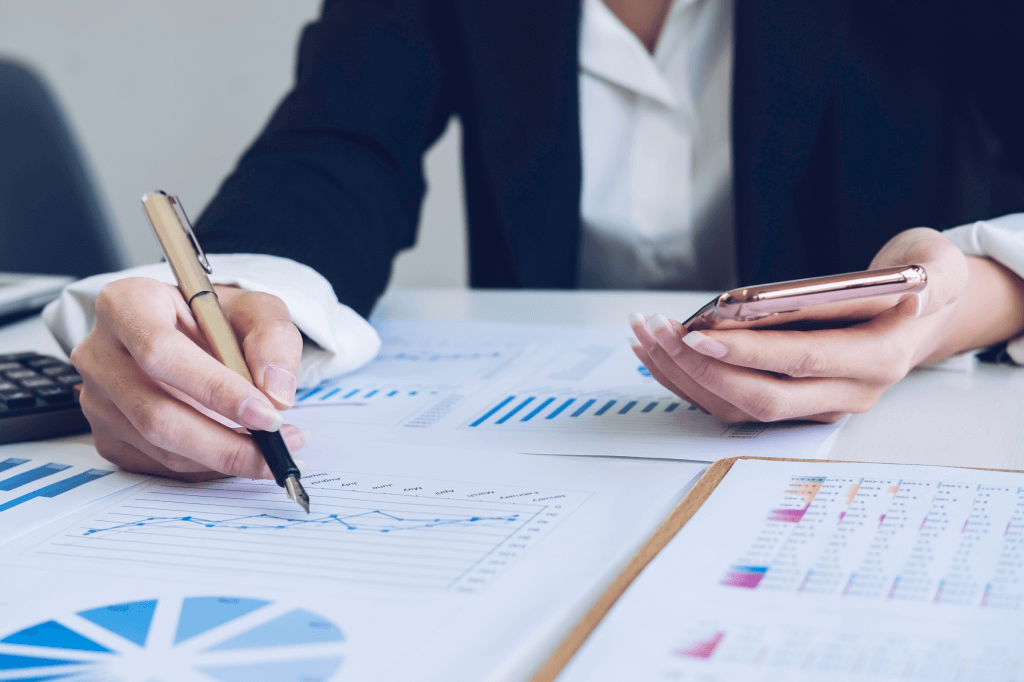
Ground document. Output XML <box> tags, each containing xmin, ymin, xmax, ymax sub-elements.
<box><xmin>0</xmin><ymin>442</ymin><xmax>706</xmax><ymax>682</ymax></box>
<box><xmin>0</xmin><ymin>442</ymin><xmax>146</xmax><ymax>545</ymax></box>
<box><xmin>559</xmin><ymin>459</ymin><xmax>1024</xmax><ymax>682</ymax></box>
<box><xmin>292</xmin><ymin>320</ymin><xmax>844</xmax><ymax>462</ymax></box>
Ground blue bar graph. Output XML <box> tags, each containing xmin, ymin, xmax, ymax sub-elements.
<box><xmin>387</xmin><ymin>390</ymin><xmax>398</xmax><ymax>397</ymax></box>
<box><xmin>0</xmin><ymin>469</ymin><xmax>112</xmax><ymax>512</ymax></box>
<box><xmin>571</xmin><ymin>399</ymin><xmax>596</xmax><ymax>417</ymax></box>
<box><xmin>296</xmin><ymin>387</ymin><xmax>322</xmax><ymax>402</ymax></box>
<box><xmin>665</xmin><ymin>402</ymin><xmax>680</xmax><ymax>412</ymax></box>
<box><xmin>521</xmin><ymin>397</ymin><xmax>555</xmax><ymax>422</ymax></box>
<box><xmin>320</xmin><ymin>388</ymin><xmax>341</xmax><ymax>400</ymax></box>
<box><xmin>365</xmin><ymin>390</ymin><xmax>378</xmax><ymax>398</ymax></box>
<box><xmin>496</xmin><ymin>397</ymin><xmax>534</xmax><ymax>424</ymax></box>
<box><xmin>469</xmin><ymin>395</ymin><xmax>517</xmax><ymax>427</ymax></box>
<box><xmin>642</xmin><ymin>402</ymin><xmax>658</xmax><ymax>413</ymax></box>
<box><xmin>546</xmin><ymin>399</ymin><xmax>575</xmax><ymax>419</ymax></box>
<box><xmin>0</xmin><ymin>462</ymin><xmax>70</xmax><ymax>491</ymax></box>
<box><xmin>0</xmin><ymin>457</ymin><xmax>27</xmax><ymax>474</ymax></box>
<box><xmin>343</xmin><ymin>389</ymin><xmax>360</xmax><ymax>399</ymax></box>
<box><xmin>618</xmin><ymin>401</ymin><xmax>638</xmax><ymax>415</ymax></box>
<box><xmin>594</xmin><ymin>400</ymin><xmax>617</xmax><ymax>416</ymax></box>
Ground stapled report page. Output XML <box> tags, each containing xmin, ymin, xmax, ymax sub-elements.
<box><xmin>290</xmin><ymin>319</ymin><xmax>845</xmax><ymax>462</ymax></box>
<box><xmin>0</xmin><ymin>438</ymin><xmax>706</xmax><ymax>682</ymax></box>
<box><xmin>558</xmin><ymin>459</ymin><xmax>1024</xmax><ymax>682</ymax></box>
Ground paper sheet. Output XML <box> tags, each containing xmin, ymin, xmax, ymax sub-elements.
<box><xmin>292</xmin><ymin>320</ymin><xmax>844</xmax><ymax>462</ymax></box>
<box><xmin>0</xmin><ymin>442</ymin><xmax>147</xmax><ymax>545</ymax></box>
<box><xmin>0</xmin><ymin>442</ymin><xmax>706</xmax><ymax>682</ymax></box>
<box><xmin>559</xmin><ymin>459</ymin><xmax>1024</xmax><ymax>682</ymax></box>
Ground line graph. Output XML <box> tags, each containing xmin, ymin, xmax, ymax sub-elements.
<box><xmin>33</xmin><ymin>473</ymin><xmax>587</xmax><ymax>592</ymax></box>
<box><xmin>83</xmin><ymin>509</ymin><xmax>520</xmax><ymax>535</ymax></box>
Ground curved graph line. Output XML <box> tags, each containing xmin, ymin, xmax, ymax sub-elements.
<box><xmin>82</xmin><ymin>509</ymin><xmax>521</xmax><ymax>536</ymax></box>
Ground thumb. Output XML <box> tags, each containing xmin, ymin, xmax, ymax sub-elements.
<box><xmin>218</xmin><ymin>287</ymin><xmax>303</xmax><ymax>409</ymax></box>
<box><xmin>869</xmin><ymin>227</ymin><xmax>968</xmax><ymax>318</ymax></box>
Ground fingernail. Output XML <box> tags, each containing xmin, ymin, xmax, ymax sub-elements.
<box><xmin>628</xmin><ymin>312</ymin><xmax>646</xmax><ymax>327</ymax></box>
<box><xmin>649</xmin><ymin>313</ymin><xmax>671</xmax><ymax>331</ymax></box>
<box><xmin>239</xmin><ymin>397</ymin><xmax>284</xmax><ymax>432</ymax></box>
<box><xmin>682</xmin><ymin>331</ymin><xmax>728</xmax><ymax>358</ymax></box>
<box><xmin>627</xmin><ymin>336</ymin><xmax>641</xmax><ymax>348</ymax></box>
<box><xmin>914</xmin><ymin>289</ymin><xmax>929</xmax><ymax>318</ymax></box>
<box><xmin>292</xmin><ymin>455</ymin><xmax>308</xmax><ymax>477</ymax></box>
<box><xmin>264</xmin><ymin>364</ymin><xmax>297</xmax><ymax>407</ymax></box>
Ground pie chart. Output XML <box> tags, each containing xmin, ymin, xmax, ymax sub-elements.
<box><xmin>0</xmin><ymin>596</ymin><xmax>344</xmax><ymax>681</ymax></box>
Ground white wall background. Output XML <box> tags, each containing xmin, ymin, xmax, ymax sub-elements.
<box><xmin>0</xmin><ymin>0</ymin><xmax>467</xmax><ymax>288</ymax></box>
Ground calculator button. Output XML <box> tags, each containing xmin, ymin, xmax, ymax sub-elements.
<box><xmin>35</xmin><ymin>386</ymin><xmax>75</xmax><ymax>403</ymax></box>
<box><xmin>0</xmin><ymin>391</ymin><xmax>36</xmax><ymax>408</ymax></box>
<box><xmin>0</xmin><ymin>381</ymin><xmax>17</xmax><ymax>392</ymax></box>
<box><xmin>56</xmin><ymin>374</ymin><xmax>84</xmax><ymax>386</ymax></box>
<box><xmin>41</xmin><ymin>365</ymin><xmax>74</xmax><ymax>376</ymax></box>
<box><xmin>4</xmin><ymin>369</ymin><xmax>38</xmax><ymax>381</ymax></box>
<box><xmin>19</xmin><ymin>377</ymin><xmax>56</xmax><ymax>388</ymax></box>
<box><xmin>0</xmin><ymin>362</ymin><xmax>24</xmax><ymax>372</ymax></box>
<box><xmin>25</xmin><ymin>357</ymin><xmax>61</xmax><ymax>368</ymax></box>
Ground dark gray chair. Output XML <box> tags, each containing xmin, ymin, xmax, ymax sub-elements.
<box><xmin>0</xmin><ymin>59</ymin><xmax>126</xmax><ymax>278</ymax></box>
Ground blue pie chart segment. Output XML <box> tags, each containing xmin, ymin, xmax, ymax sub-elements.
<box><xmin>1</xmin><ymin>620</ymin><xmax>111</xmax><ymax>653</ymax></box>
<box><xmin>200</xmin><ymin>658</ymin><xmax>343</xmax><ymax>682</ymax></box>
<box><xmin>0</xmin><ymin>653</ymin><xmax>86</xmax><ymax>670</ymax></box>
<box><xmin>208</xmin><ymin>609</ymin><xmax>344</xmax><ymax>651</ymax></box>
<box><xmin>77</xmin><ymin>600</ymin><xmax>157</xmax><ymax>647</ymax></box>
<box><xmin>174</xmin><ymin>597</ymin><xmax>270</xmax><ymax>644</ymax></box>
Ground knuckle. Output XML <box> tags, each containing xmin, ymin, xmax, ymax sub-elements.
<box><xmin>747</xmin><ymin>389</ymin><xmax>788</xmax><ymax>422</ymax></box>
<box><xmin>686</xmin><ymin>357</ymin><xmax>721</xmax><ymax>387</ymax></box>
<box><xmin>133</xmin><ymin>331</ymin><xmax>177</xmax><ymax>376</ymax></box>
<box><xmin>199</xmin><ymin>372</ymin><xmax>241</xmax><ymax>410</ymax></box>
<box><xmin>788</xmin><ymin>348</ymin><xmax>830</xmax><ymax>378</ymax></box>
<box><xmin>216</xmin><ymin>440</ymin><xmax>261</xmax><ymax>478</ymax></box>
<box><xmin>133</xmin><ymin>401</ymin><xmax>176</xmax><ymax>448</ymax></box>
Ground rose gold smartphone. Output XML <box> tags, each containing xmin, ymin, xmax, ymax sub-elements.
<box><xmin>683</xmin><ymin>265</ymin><xmax>927</xmax><ymax>332</ymax></box>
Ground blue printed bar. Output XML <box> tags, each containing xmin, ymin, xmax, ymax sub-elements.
<box><xmin>296</xmin><ymin>387</ymin><xmax>322</xmax><ymax>402</ymax></box>
<box><xmin>665</xmin><ymin>402</ymin><xmax>680</xmax><ymax>412</ymax></box>
<box><xmin>0</xmin><ymin>463</ymin><xmax>70</xmax><ymax>492</ymax></box>
<box><xmin>618</xmin><ymin>401</ymin><xmax>638</xmax><ymax>415</ymax></box>
<box><xmin>0</xmin><ymin>469</ymin><xmax>112</xmax><ymax>512</ymax></box>
<box><xmin>469</xmin><ymin>396</ymin><xmax>516</xmax><ymax>427</ymax></box>
<box><xmin>546</xmin><ymin>399</ymin><xmax>575</xmax><ymax>419</ymax></box>
<box><xmin>571</xmin><ymin>399</ymin><xmax>596</xmax><ymax>417</ymax></box>
<box><xmin>320</xmin><ymin>388</ymin><xmax>340</xmax><ymax>400</ymax></box>
<box><xmin>642</xmin><ymin>402</ymin><xmax>658</xmax><ymax>413</ymax></box>
<box><xmin>496</xmin><ymin>397</ymin><xmax>534</xmax><ymax>424</ymax></box>
<box><xmin>343</xmin><ymin>389</ymin><xmax>360</xmax><ymax>399</ymax></box>
<box><xmin>365</xmin><ymin>390</ymin><xmax>378</xmax><ymax>398</ymax></box>
<box><xmin>521</xmin><ymin>397</ymin><xmax>555</xmax><ymax>422</ymax></box>
<box><xmin>0</xmin><ymin>457</ymin><xmax>28</xmax><ymax>474</ymax></box>
<box><xmin>594</xmin><ymin>400</ymin><xmax>617</xmax><ymax>416</ymax></box>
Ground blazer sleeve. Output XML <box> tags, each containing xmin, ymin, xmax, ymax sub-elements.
<box><xmin>193</xmin><ymin>0</ymin><xmax>456</xmax><ymax>318</ymax></box>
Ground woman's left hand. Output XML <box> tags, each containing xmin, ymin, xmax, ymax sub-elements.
<box><xmin>629</xmin><ymin>228</ymin><xmax>974</xmax><ymax>424</ymax></box>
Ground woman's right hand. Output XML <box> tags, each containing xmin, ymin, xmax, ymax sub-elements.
<box><xmin>70</xmin><ymin>277</ymin><xmax>310</xmax><ymax>481</ymax></box>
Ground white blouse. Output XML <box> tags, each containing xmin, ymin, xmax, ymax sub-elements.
<box><xmin>578</xmin><ymin>0</ymin><xmax>736</xmax><ymax>290</ymax></box>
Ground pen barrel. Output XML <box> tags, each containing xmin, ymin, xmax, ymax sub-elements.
<box><xmin>190</xmin><ymin>293</ymin><xmax>253</xmax><ymax>382</ymax></box>
<box><xmin>250</xmin><ymin>430</ymin><xmax>301</xmax><ymax>487</ymax></box>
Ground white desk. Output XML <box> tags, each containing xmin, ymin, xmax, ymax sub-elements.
<box><xmin>3</xmin><ymin>288</ymin><xmax>1023</xmax><ymax>468</ymax></box>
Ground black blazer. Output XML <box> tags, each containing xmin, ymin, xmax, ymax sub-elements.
<box><xmin>194</xmin><ymin>0</ymin><xmax>1024</xmax><ymax>318</ymax></box>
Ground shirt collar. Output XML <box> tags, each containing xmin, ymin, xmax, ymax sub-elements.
<box><xmin>579</xmin><ymin>0</ymin><xmax>680</xmax><ymax>109</ymax></box>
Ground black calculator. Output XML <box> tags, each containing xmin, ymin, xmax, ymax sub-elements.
<box><xmin>0</xmin><ymin>352</ymin><xmax>90</xmax><ymax>444</ymax></box>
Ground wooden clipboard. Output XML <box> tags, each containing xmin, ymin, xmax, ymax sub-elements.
<box><xmin>529</xmin><ymin>455</ymin><xmax>1020</xmax><ymax>682</ymax></box>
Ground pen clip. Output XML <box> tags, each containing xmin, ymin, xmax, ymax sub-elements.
<box><xmin>167</xmin><ymin>194</ymin><xmax>212</xmax><ymax>275</ymax></box>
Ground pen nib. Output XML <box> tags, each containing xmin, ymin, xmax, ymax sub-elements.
<box><xmin>284</xmin><ymin>475</ymin><xmax>310</xmax><ymax>514</ymax></box>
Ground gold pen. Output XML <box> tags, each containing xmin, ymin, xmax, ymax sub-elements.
<box><xmin>141</xmin><ymin>191</ymin><xmax>310</xmax><ymax>512</ymax></box>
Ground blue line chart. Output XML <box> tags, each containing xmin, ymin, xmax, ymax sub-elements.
<box><xmin>82</xmin><ymin>509</ymin><xmax>521</xmax><ymax>536</ymax></box>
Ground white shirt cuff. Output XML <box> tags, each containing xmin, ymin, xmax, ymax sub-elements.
<box><xmin>41</xmin><ymin>254</ymin><xmax>381</xmax><ymax>386</ymax></box>
<box><xmin>943</xmin><ymin>213</ymin><xmax>1024</xmax><ymax>365</ymax></box>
